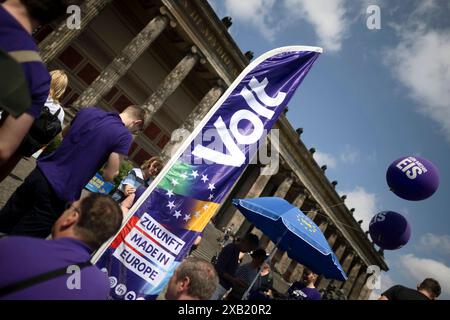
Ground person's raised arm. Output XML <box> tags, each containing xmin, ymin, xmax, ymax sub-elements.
<box><xmin>0</xmin><ymin>114</ymin><xmax>34</xmax><ymax>165</ymax></box>
<box><xmin>103</xmin><ymin>152</ymin><xmax>124</xmax><ymax>182</ymax></box>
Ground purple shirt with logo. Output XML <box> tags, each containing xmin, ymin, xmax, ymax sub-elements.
<box><xmin>0</xmin><ymin>236</ymin><xmax>109</xmax><ymax>300</ymax></box>
<box><xmin>38</xmin><ymin>107</ymin><xmax>132</xmax><ymax>202</ymax></box>
<box><xmin>288</xmin><ymin>281</ymin><xmax>322</xmax><ymax>300</ymax></box>
<box><xmin>0</xmin><ymin>5</ymin><xmax>50</xmax><ymax>118</ymax></box>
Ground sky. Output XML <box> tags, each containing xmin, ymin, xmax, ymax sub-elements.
<box><xmin>208</xmin><ymin>0</ymin><xmax>450</xmax><ymax>299</ymax></box>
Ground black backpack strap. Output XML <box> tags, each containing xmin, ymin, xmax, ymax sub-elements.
<box><xmin>52</xmin><ymin>106</ymin><xmax>62</xmax><ymax>118</ymax></box>
<box><xmin>0</xmin><ymin>261</ymin><xmax>92</xmax><ymax>298</ymax></box>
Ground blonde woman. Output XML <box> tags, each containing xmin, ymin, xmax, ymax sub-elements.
<box><xmin>112</xmin><ymin>157</ymin><xmax>163</xmax><ymax>214</ymax></box>
<box><xmin>43</xmin><ymin>70</ymin><xmax>68</xmax><ymax>128</ymax></box>
<box><xmin>0</xmin><ymin>69</ymin><xmax>68</xmax><ymax>182</ymax></box>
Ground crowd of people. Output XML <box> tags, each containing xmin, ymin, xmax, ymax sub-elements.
<box><xmin>210</xmin><ymin>233</ymin><xmax>323</xmax><ymax>301</ymax></box>
<box><xmin>0</xmin><ymin>0</ymin><xmax>443</xmax><ymax>301</ymax></box>
<box><xmin>0</xmin><ymin>0</ymin><xmax>216</xmax><ymax>300</ymax></box>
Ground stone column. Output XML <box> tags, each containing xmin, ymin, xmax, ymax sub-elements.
<box><xmin>142</xmin><ymin>46</ymin><xmax>205</xmax><ymax>127</ymax></box>
<box><xmin>349</xmin><ymin>269</ymin><xmax>369</xmax><ymax>300</ymax></box>
<box><xmin>227</xmin><ymin>171</ymin><xmax>272</xmax><ymax>233</ymax></box>
<box><xmin>161</xmin><ymin>81</ymin><xmax>225</xmax><ymax>161</ymax></box>
<box><xmin>288</xmin><ymin>263</ymin><xmax>306</xmax><ymax>284</ymax></box>
<box><xmin>317</xmin><ymin>219</ymin><xmax>329</xmax><ymax>233</ymax></box>
<box><xmin>341</xmin><ymin>261</ymin><xmax>363</xmax><ymax>297</ymax></box>
<box><xmin>334</xmin><ymin>242</ymin><xmax>347</xmax><ymax>261</ymax></box>
<box><xmin>293</xmin><ymin>189</ymin><xmax>309</xmax><ymax>208</ymax></box>
<box><xmin>332</xmin><ymin>250</ymin><xmax>355</xmax><ymax>289</ymax></box>
<box><xmin>72</xmin><ymin>14</ymin><xmax>171</xmax><ymax>110</ymax></box>
<box><xmin>306</xmin><ymin>205</ymin><xmax>319</xmax><ymax>220</ymax></box>
<box><xmin>283</xmin><ymin>260</ymin><xmax>300</xmax><ymax>282</ymax></box>
<box><xmin>255</xmin><ymin>176</ymin><xmax>294</xmax><ymax>250</ymax></box>
<box><xmin>39</xmin><ymin>0</ymin><xmax>113</xmax><ymax>62</ymax></box>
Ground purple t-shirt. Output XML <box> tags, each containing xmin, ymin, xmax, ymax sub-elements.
<box><xmin>0</xmin><ymin>5</ymin><xmax>50</xmax><ymax>118</ymax></box>
<box><xmin>288</xmin><ymin>281</ymin><xmax>322</xmax><ymax>300</ymax></box>
<box><xmin>0</xmin><ymin>236</ymin><xmax>109</xmax><ymax>300</ymax></box>
<box><xmin>38</xmin><ymin>107</ymin><xmax>132</xmax><ymax>202</ymax></box>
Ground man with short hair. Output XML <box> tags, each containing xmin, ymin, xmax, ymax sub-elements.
<box><xmin>211</xmin><ymin>233</ymin><xmax>259</xmax><ymax>300</ymax></box>
<box><xmin>0</xmin><ymin>0</ymin><xmax>79</xmax><ymax>166</ymax></box>
<box><xmin>165</xmin><ymin>257</ymin><xmax>219</xmax><ymax>300</ymax></box>
<box><xmin>0</xmin><ymin>105</ymin><xmax>146</xmax><ymax>238</ymax></box>
<box><xmin>379</xmin><ymin>278</ymin><xmax>441</xmax><ymax>300</ymax></box>
<box><xmin>287</xmin><ymin>267</ymin><xmax>322</xmax><ymax>300</ymax></box>
<box><xmin>0</xmin><ymin>193</ymin><xmax>123</xmax><ymax>300</ymax></box>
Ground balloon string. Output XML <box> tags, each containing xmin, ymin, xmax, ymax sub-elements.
<box><xmin>302</xmin><ymin>202</ymin><xmax>369</xmax><ymax>233</ymax></box>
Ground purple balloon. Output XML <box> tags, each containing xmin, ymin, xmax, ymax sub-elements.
<box><xmin>386</xmin><ymin>156</ymin><xmax>439</xmax><ymax>201</ymax></box>
<box><xmin>369</xmin><ymin>211</ymin><xmax>411</xmax><ymax>250</ymax></box>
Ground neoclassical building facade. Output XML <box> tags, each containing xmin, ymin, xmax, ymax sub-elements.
<box><xmin>34</xmin><ymin>0</ymin><xmax>388</xmax><ymax>299</ymax></box>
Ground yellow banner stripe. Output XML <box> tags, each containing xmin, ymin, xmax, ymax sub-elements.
<box><xmin>185</xmin><ymin>200</ymin><xmax>220</xmax><ymax>232</ymax></box>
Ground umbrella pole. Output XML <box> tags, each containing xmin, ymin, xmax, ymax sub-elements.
<box><xmin>242</xmin><ymin>230</ymin><xmax>288</xmax><ymax>300</ymax></box>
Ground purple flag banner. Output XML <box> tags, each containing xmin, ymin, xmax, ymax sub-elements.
<box><xmin>91</xmin><ymin>46</ymin><xmax>322</xmax><ymax>300</ymax></box>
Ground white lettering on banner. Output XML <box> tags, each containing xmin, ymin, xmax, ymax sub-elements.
<box><xmin>370</xmin><ymin>212</ymin><xmax>386</xmax><ymax>227</ymax></box>
<box><xmin>241</xmin><ymin>87</ymin><xmax>274</xmax><ymax>119</ymax></box>
<box><xmin>193</xmin><ymin>117</ymin><xmax>246</xmax><ymax>167</ymax></box>
<box><xmin>113</xmin><ymin>243</ymin><xmax>165</xmax><ymax>286</ymax></box>
<box><xmin>192</xmin><ymin>77</ymin><xmax>286</xmax><ymax>167</ymax></box>
<box><xmin>138</xmin><ymin>213</ymin><xmax>185</xmax><ymax>255</ymax></box>
<box><xmin>395</xmin><ymin>157</ymin><xmax>428</xmax><ymax>180</ymax></box>
<box><xmin>230</xmin><ymin>110</ymin><xmax>264</xmax><ymax>145</ymax></box>
<box><xmin>248</xmin><ymin>77</ymin><xmax>287</xmax><ymax>107</ymax></box>
<box><xmin>125</xmin><ymin>228</ymin><xmax>175</xmax><ymax>270</ymax></box>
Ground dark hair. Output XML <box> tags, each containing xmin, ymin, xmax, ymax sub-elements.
<box><xmin>21</xmin><ymin>0</ymin><xmax>81</xmax><ymax>24</ymax></box>
<box><xmin>419</xmin><ymin>278</ymin><xmax>441</xmax><ymax>298</ymax></box>
<box><xmin>251</xmin><ymin>248</ymin><xmax>267</xmax><ymax>261</ymax></box>
<box><xmin>303</xmin><ymin>267</ymin><xmax>314</xmax><ymax>275</ymax></box>
<box><xmin>75</xmin><ymin>193</ymin><xmax>123</xmax><ymax>250</ymax></box>
<box><xmin>175</xmin><ymin>257</ymin><xmax>219</xmax><ymax>300</ymax></box>
<box><xmin>242</xmin><ymin>233</ymin><xmax>259</xmax><ymax>250</ymax></box>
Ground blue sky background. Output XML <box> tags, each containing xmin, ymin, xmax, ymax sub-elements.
<box><xmin>209</xmin><ymin>0</ymin><xmax>450</xmax><ymax>299</ymax></box>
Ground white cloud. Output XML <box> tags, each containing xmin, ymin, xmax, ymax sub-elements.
<box><xmin>224</xmin><ymin>0</ymin><xmax>278</xmax><ymax>40</ymax></box>
<box><xmin>221</xmin><ymin>0</ymin><xmax>350</xmax><ymax>51</ymax></box>
<box><xmin>313</xmin><ymin>151</ymin><xmax>338</xmax><ymax>169</ymax></box>
<box><xmin>284</xmin><ymin>0</ymin><xmax>349</xmax><ymax>52</ymax></box>
<box><xmin>312</xmin><ymin>145</ymin><xmax>363</xmax><ymax>169</ymax></box>
<box><xmin>340</xmin><ymin>144</ymin><xmax>360</xmax><ymax>164</ymax></box>
<box><xmin>385</xmin><ymin>18</ymin><xmax>450</xmax><ymax>142</ymax></box>
<box><xmin>419</xmin><ymin>233</ymin><xmax>450</xmax><ymax>255</ymax></box>
<box><xmin>342</xmin><ymin>187</ymin><xmax>378</xmax><ymax>231</ymax></box>
<box><xmin>398</xmin><ymin>254</ymin><xmax>450</xmax><ymax>298</ymax></box>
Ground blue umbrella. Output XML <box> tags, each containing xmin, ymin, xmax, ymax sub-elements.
<box><xmin>233</xmin><ymin>197</ymin><xmax>347</xmax><ymax>282</ymax></box>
